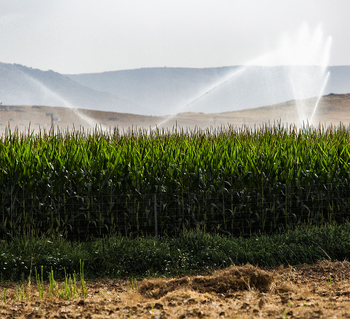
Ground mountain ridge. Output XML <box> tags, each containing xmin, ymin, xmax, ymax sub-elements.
<box><xmin>67</xmin><ymin>65</ymin><xmax>350</xmax><ymax>115</ymax></box>
<box><xmin>0</xmin><ymin>62</ymin><xmax>148</xmax><ymax>115</ymax></box>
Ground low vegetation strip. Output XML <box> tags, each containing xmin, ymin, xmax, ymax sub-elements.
<box><xmin>1</xmin><ymin>124</ymin><xmax>350</xmax><ymax>239</ymax></box>
<box><xmin>1</xmin><ymin>223</ymin><xmax>350</xmax><ymax>282</ymax></box>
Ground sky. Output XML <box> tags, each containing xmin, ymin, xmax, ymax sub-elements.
<box><xmin>0</xmin><ymin>0</ymin><xmax>349</xmax><ymax>74</ymax></box>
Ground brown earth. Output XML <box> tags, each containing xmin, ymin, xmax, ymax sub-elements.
<box><xmin>2</xmin><ymin>261</ymin><xmax>350</xmax><ymax>318</ymax></box>
<box><xmin>1</xmin><ymin>93</ymin><xmax>350</xmax><ymax>135</ymax></box>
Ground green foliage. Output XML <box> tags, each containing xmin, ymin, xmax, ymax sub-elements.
<box><xmin>1</xmin><ymin>124</ymin><xmax>350</xmax><ymax>239</ymax></box>
<box><xmin>1</xmin><ymin>223</ymin><xmax>350</xmax><ymax>281</ymax></box>
<box><xmin>1</xmin><ymin>261</ymin><xmax>87</xmax><ymax>301</ymax></box>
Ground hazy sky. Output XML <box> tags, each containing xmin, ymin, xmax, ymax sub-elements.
<box><xmin>0</xmin><ymin>0</ymin><xmax>349</xmax><ymax>74</ymax></box>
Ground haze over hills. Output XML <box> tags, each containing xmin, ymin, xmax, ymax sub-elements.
<box><xmin>0</xmin><ymin>62</ymin><xmax>145</xmax><ymax>115</ymax></box>
<box><xmin>1</xmin><ymin>62</ymin><xmax>350</xmax><ymax>118</ymax></box>
<box><xmin>67</xmin><ymin>65</ymin><xmax>350</xmax><ymax>115</ymax></box>
<box><xmin>67</xmin><ymin>67</ymin><xmax>237</xmax><ymax>115</ymax></box>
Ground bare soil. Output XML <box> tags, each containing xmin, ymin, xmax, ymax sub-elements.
<box><xmin>2</xmin><ymin>261</ymin><xmax>350</xmax><ymax>318</ymax></box>
<box><xmin>1</xmin><ymin>93</ymin><xmax>350</xmax><ymax>135</ymax></box>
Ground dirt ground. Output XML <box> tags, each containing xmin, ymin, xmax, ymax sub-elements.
<box><xmin>2</xmin><ymin>260</ymin><xmax>350</xmax><ymax>318</ymax></box>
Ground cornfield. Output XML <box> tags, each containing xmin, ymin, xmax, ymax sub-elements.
<box><xmin>1</xmin><ymin>123</ymin><xmax>350</xmax><ymax>240</ymax></box>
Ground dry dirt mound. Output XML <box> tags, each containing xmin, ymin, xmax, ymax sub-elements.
<box><xmin>138</xmin><ymin>264</ymin><xmax>275</xmax><ymax>299</ymax></box>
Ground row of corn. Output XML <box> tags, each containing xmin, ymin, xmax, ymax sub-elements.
<box><xmin>1</xmin><ymin>124</ymin><xmax>350</xmax><ymax>240</ymax></box>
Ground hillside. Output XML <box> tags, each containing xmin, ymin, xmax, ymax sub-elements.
<box><xmin>67</xmin><ymin>66</ymin><xmax>350</xmax><ymax>116</ymax></box>
<box><xmin>0</xmin><ymin>63</ymin><xmax>146</xmax><ymax>114</ymax></box>
<box><xmin>1</xmin><ymin>63</ymin><xmax>350</xmax><ymax>128</ymax></box>
<box><xmin>1</xmin><ymin>93</ymin><xmax>350</xmax><ymax>135</ymax></box>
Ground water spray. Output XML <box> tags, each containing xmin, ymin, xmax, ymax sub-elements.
<box><xmin>310</xmin><ymin>71</ymin><xmax>331</xmax><ymax>124</ymax></box>
<box><xmin>154</xmin><ymin>23</ymin><xmax>332</xmax><ymax>130</ymax></box>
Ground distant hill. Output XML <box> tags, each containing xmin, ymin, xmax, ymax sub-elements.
<box><xmin>67</xmin><ymin>66</ymin><xmax>350</xmax><ymax>115</ymax></box>
<box><xmin>66</xmin><ymin>67</ymin><xmax>238</xmax><ymax>115</ymax></box>
<box><xmin>1</xmin><ymin>93</ymin><xmax>350</xmax><ymax>136</ymax></box>
<box><xmin>1</xmin><ymin>63</ymin><xmax>350</xmax><ymax>117</ymax></box>
<box><xmin>0</xmin><ymin>63</ymin><xmax>146</xmax><ymax>114</ymax></box>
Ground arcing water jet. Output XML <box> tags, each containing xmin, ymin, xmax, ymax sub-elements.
<box><xmin>155</xmin><ymin>23</ymin><xmax>332</xmax><ymax>129</ymax></box>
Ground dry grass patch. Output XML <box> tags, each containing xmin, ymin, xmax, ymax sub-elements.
<box><xmin>138</xmin><ymin>263</ymin><xmax>275</xmax><ymax>299</ymax></box>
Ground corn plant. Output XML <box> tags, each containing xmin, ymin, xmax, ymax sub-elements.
<box><xmin>1</xmin><ymin>124</ymin><xmax>350</xmax><ymax>239</ymax></box>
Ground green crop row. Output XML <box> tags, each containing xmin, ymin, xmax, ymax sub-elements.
<box><xmin>1</xmin><ymin>124</ymin><xmax>350</xmax><ymax>240</ymax></box>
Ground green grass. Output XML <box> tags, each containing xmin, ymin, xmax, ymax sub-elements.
<box><xmin>1</xmin><ymin>222</ymin><xmax>350</xmax><ymax>282</ymax></box>
<box><xmin>1</xmin><ymin>263</ymin><xmax>87</xmax><ymax>302</ymax></box>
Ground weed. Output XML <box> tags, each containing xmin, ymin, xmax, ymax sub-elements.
<box><xmin>15</xmin><ymin>284</ymin><xmax>25</xmax><ymax>302</ymax></box>
<box><xmin>131</xmin><ymin>278</ymin><xmax>137</xmax><ymax>290</ymax></box>
<box><xmin>0</xmin><ymin>261</ymin><xmax>88</xmax><ymax>304</ymax></box>
<box><xmin>35</xmin><ymin>266</ymin><xmax>45</xmax><ymax>299</ymax></box>
<box><xmin>302</xmin><ymin>298</ymin><xmax>309</xmax><ymax>308</ymax></box>
<box><xmin>80</xmin><ymin>260</ymin><xmax>87</xmax><ymax>298</ymax></box>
